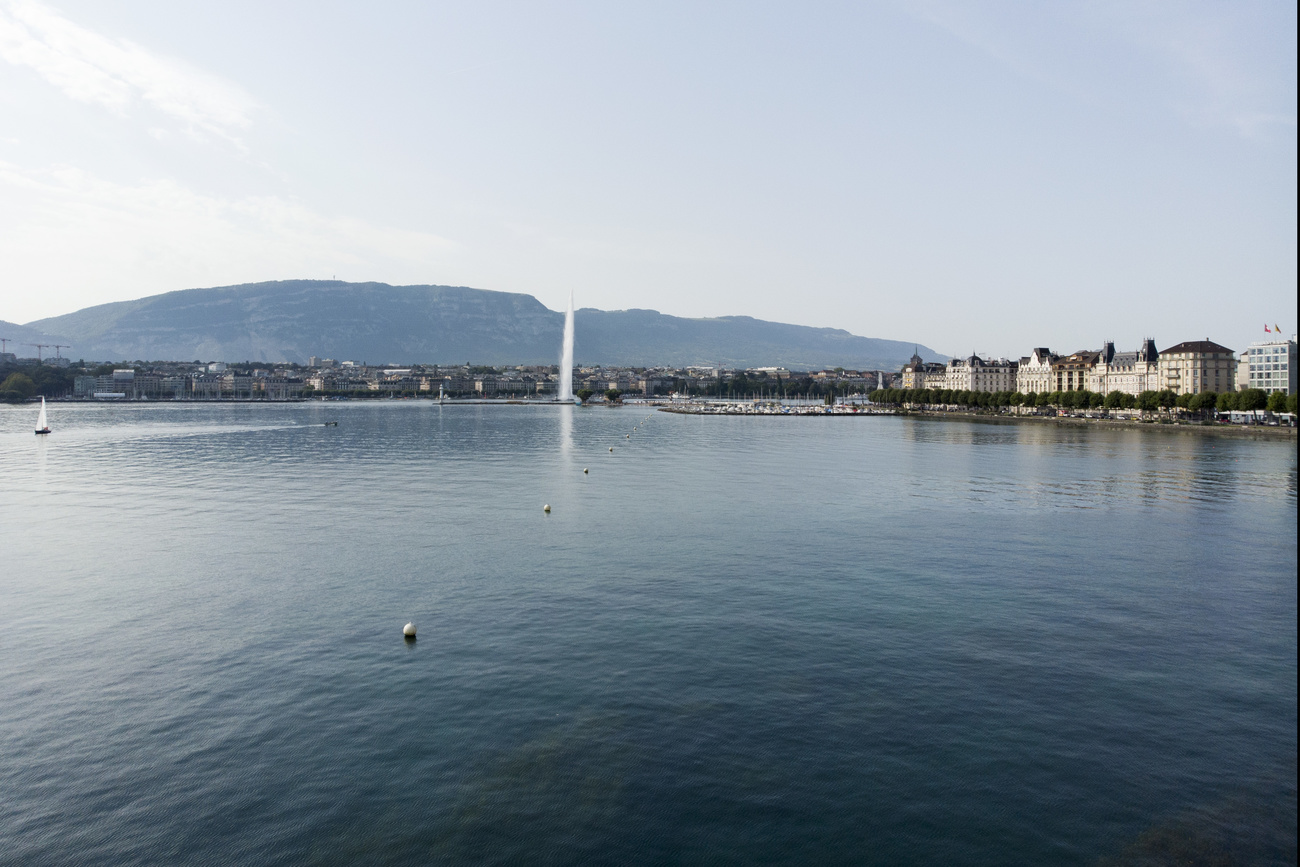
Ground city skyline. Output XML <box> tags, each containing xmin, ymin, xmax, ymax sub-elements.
<box><xmin>1</xmin><ymin>0</ymin><xmax>1295</xmax><ymax>358</ymax></box>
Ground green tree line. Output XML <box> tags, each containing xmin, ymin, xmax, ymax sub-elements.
<box><xmin>872</xmin><ymin>386</ymin><xmax>1296</xmax><ymax>416</ymax></box>
<box><xmin>0</xmin><ymin>363</ymin><xmax>82</xmax><ymax>403</ymax></box>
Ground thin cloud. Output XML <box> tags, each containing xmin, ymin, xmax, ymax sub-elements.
<box><xmin>0</xmin><ymin>160</ymin><xmax>459</xmax><ymax>322</ymax></box>
<box><xmin>902</xmin><ymin>0</ymin><xmax>1088</xmax><ymax>99</ymax></box>
<box><xmin>1090</xmin><ymin>0</ymin><xmax>1299</xmax><ymax>139</ymax></box>
<box><xmin>0</xmin><ymin>0</ymin><xmax>258</xmax><ymax>145</ymax></box>
<box><xmin>905</xmin><ymin>0</ymin><xmax>1297</xmax><ymax>140</ymax></box>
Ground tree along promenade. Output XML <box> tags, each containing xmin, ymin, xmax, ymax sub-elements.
<box><xmin>871</xmin><ymin>386</ymin><xmax>1296</xmax><ymax>416</ymax></box>
<box><xmin>892</xmin><ymin>408</ymin><xmax>1295</xmax><ymax>439</ymax></box>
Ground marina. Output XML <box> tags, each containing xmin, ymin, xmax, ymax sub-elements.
<box><xmin>659</xmin><ymin>401</ymin><xmax>897</xmax><ymax>416</ymax></box>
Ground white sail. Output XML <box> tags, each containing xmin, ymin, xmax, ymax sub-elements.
<box><xmin>36</xmin><ymin>397</ymin><xmax>48</xmax><ymax>430</ymax></box>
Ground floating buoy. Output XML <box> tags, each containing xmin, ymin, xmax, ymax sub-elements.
<box><xmin>403</xmin><ymin>622</ymin><xmax>417</xmax><ymax>638</ymax></box>
<box><xmin>609</xmin><ymin>447</ymin><xmax>614</xmax><ymax>452</ymax></box>
<box><xmin>543</xmin><ymin>504</ymin><xmax>551</xmax><ymax>513</ymax></box>
<box><xmin>583</xmin><ymin>468</ymin><xmax>588</xmax><ymax>474</ymax></box>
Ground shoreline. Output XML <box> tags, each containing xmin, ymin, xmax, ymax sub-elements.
<box><xmin>655</xmin><ymin>404</ymin><xmax>1297</xmax><ymax>440</ymax></box>
<box><xmin>10</xmin><ymin>398</ymin><xmax>1297</xmax><ymax>440</ymax></box>
<box><xmin>901</xmin><ymin>409</ymin><xmax>1296</xmax><ymax>440</ymax></box>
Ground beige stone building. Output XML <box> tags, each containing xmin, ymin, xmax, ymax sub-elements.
<box><xmin>945</xmin><ymin>355</ymin><xmax>1018</xmax><ymax>392</ymax></box>
<box><xmin>1158</xmin><ymin>340</ymin><xmax>1236</xmax><ymax>395</ymax></box>
<box><xmin>1051</xmin><ymin>351</ymin><xmax>1100</xmax><ymax>392</ymax></box>
<box><xmin>1015</xmin><ymin>348</ymin><xmax>1056</xmax><ymax>395</ymax></box>
<box><xmin>1088</xmin><ymin>339</ymin><xmax>1160</xmax><ymax>396</ymax></box>
<box><xmin>900</xmin><ymin>350</ymin><xmax>946</xmax><ymax>390</ymax></box>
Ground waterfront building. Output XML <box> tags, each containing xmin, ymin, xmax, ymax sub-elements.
<box><xmin>1051</xmin><ymin>350</ymin><xmax>1100</xmax><ymax>392</ymax></box>
<box><xmin>945</xmin><ymin>355</ymin><xmax>1018</xmax><ymax>392</ymax></box>
<box><xmin>1158</xmin><ymin>339</ymin><xmax>1236</xmax><ymax>395</ymax></box>
<box><xmin>1088</xmin><ymin>339</ymin><xmax>1160</xmax><ymax>396</ymax></box>
<box><xmin>220</xmin><ymin>373</ymin><xmax>256</xmax><ymax>399</ymax></box>
<box><xmin>474</xmin><ymin>376</ymin><xmax>532</xmax><ymax>396</ymax></box>
<box><xmin>922</xmin><ymin>367</ymin><xmax>948</xmax><ymax>389</ymax></box>
<box><xmin>901</xmin><ymin>350</ymin><xmax>946</xmax><ymax>389</ymax></box>
<box><xmin>370</xmin><ymin>375</ymin><xmax>421</xmax><ymax>392</ymax></box>
<box><xmin>161</xmin><ymin>377</ymin><xmax>190</xmax><ymax>399</ymax></box>
<box><xmin>1015</xmin><ymin>348</ymin><xmax>1056</xmax><ymax>395</ymax></box>
<box><xmin>261</xmin><ymin>377</ymin><xmax>303</xmax><ymax>400</ymax></box>
<box><xmin>1243</xmin><ymin>336</ymin><xmax>1297</xmax><ymax>394</ymax></box>
<box><xmin>94</xmin><ymin>370</ymin><xmax>139</xmax><ymax>397</ymax></box>
<box><xmin>191</xmin><ymin>375</ymin><xmax>222</xmax><ymax>399</ymax></box>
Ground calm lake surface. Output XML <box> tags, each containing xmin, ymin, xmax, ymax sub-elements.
<box><xmin>1</xmin><ymin>402</ymin><xmax>1295</xmax><ymax>865</ymax></box>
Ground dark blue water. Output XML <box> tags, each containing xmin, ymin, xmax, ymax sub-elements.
<box><xmin>1</xmin><ymin>402</ymin><xmax>1295</xmax><ymax>865</ymax></box>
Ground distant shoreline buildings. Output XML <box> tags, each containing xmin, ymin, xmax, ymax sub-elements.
<box><xmin>1</xmin><ymin>333</ymin><xmax>1294</xmax><ymax>403</ymax></box>
<box><xmin>898</xmin><ymin>335</ymin><xmax>1295</xmax><ymax>398</ymax></box>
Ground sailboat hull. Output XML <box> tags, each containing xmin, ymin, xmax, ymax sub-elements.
<box><xmin>35</xmin><ymin>429</ymin><xmax>51</xmax><ymax>435</ymax></box>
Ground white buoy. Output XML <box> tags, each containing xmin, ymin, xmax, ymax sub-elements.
<box><xmin>609</xmin><ymin>447</ymin><xmax>614</xmax><ymax>452</ymax></box>
<box><xmin>543</xmin><ymin>503</ymin><xmax>551</xmax><ymax>513</ymax></box>
<box><xmin>403</xmin><ymin>622</ymin><xmax>417</xmax><ymax>638</ymax></box>
<box><xmin>583</xmin><ymin>468</ymin><xmax>588</xmax><ymax>474</ymax></box>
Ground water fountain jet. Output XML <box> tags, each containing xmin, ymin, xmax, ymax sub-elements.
<box><xmin>558</xmin><ymin>290</ymin><xmax>575</xmax><ymax>403</ymax></box>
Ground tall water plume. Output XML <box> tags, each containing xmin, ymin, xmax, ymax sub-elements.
<box><xmin>558</xmin><ymin>289</ymin><xmax>575</xmax><ymax>402</ymax></box>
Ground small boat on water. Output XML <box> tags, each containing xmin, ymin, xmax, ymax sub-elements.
<box><xmin>34</xmin><ymin>396</ymin><xmax>51</xmax><ymax>435</ymax></box>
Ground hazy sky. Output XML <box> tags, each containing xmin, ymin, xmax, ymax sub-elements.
<box><xmin>1</xmin><ymin>0</ymin><xmax>1295</xmax><ymax>357</ymax></box>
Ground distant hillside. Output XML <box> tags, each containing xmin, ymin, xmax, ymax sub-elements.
<box><xmin>23</xmin><ymin>280</ymin><xmax>944</xmax><ymax>369</ymax></box>
<box><xmin>574</xmin><ymin>308</ymin><xmax>931</xmax><ymax>370</ymax></box>
<box><xmin>0</xmin><ymin>320</ymin><xmax>73</xmax><ymax>358</ymax></box>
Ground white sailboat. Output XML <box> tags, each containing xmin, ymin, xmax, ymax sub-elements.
<box><xmin>34</xmin><ymin>396</ymin><xmax>51</xmax><ymax>435</ymax></box>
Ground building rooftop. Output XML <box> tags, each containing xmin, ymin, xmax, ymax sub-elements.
<box><xmin>1161</xmin><ymin>340</ymin><xmax>1233</xmax><ymax>355</ymax></box>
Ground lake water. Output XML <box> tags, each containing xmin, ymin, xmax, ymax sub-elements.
<box><xmin>1</xmin><ymin>401</ymin><xmax>1295</xmax><ymax>865</ymax></box>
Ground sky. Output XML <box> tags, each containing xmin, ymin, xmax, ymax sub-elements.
<box><xmin>0</xmin><ymin>0</ymin><xmax>1295</xmax><ymax>358</ymax></box>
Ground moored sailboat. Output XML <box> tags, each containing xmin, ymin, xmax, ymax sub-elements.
<box><xmin>35</xmin><ymin>396</ymin><xmax>51</xmax><ymax>435</ymax></box>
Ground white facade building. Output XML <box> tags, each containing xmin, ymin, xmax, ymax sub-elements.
<box><xmin>1243</xmin><ymin>337</ymin><xmax>1297</xmax><ymax>394</ymax></box>
<box><xmin>1089</xmin><ymin>339</ymin><xmax>1160</xmax><ymax>396</ymax></box>
<box><xmin>945</xmin><ymin>355</ymin><xmax>1018</xmax><ymax>392</ymax></box>
<box><xmin>1015</xmin><ymin>348</ymin><xmax>1056</xmax><ymax>395</ymax></box>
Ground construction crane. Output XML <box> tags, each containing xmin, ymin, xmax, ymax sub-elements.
<box><xmin>0</xmin><ymin>337</ymin><xmax>9</xmax><ymax>353</ymax></box>
<box><xmin>52</xmin><ymin>344</ymin><xmax>70</xmax><ymax>360</ymax></box>
<box><xmin>28</xmin><ymin>343</ymin><xmax>48</xmax><ymax>361</ymax></box>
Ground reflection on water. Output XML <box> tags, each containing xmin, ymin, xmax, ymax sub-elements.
<box><xmin>559</xmin><ymin>402</ymin><xmax>573</xmax><ymax>458</ymax></box>
<box><xmin>890</xmin><ymin>418</ymin><xmax>1295</xmax><ymax>512</ymax></box>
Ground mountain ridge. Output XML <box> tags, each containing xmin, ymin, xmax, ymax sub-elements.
<box><xmin>18</xmin><ymin>280</ymin><xmax>945</xmax><ymax>369</ymax></box>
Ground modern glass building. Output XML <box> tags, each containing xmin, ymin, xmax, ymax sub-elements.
<box><xmin>1244</xmin><ymin>336</ymin><xmax>1297</xmax><ymax>394</ymax></box>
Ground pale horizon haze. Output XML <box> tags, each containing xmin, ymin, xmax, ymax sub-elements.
<box><xmin>1</xmin><ymin>0</ymin><xmax>1295</xmax><ymax>359</ymax></box>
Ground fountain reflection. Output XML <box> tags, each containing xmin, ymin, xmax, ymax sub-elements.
<box><xmin>560</xmin><ymin>402</ymin><xmax>573</xmax><ymax>458</ymax></box>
